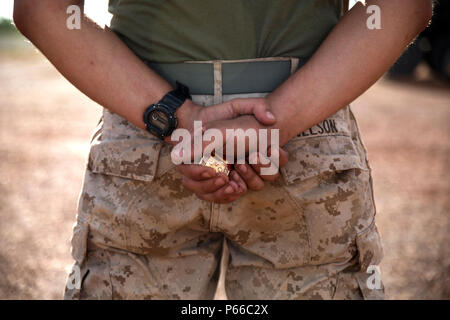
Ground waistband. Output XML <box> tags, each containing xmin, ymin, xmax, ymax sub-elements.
<box><xmin>144</xmin><ymin>57</ymin><xmax>308</xmax><ymax>102</ymax></box>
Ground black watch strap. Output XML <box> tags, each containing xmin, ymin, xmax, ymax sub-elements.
<box><xmin>160</xmin><ymin>81</ymin><xmax>192</xmax><ymax>112</ymax></box>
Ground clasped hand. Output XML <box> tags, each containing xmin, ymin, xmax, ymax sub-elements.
<box><xmin>166</xmin><ymin>98</ymin><xmax>288</xmax><ymax>204</ymax></box>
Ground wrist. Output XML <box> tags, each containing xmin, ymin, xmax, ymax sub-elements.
<box><xmin>175</xmin><ymin>99</ymin><xmax>203</xmax><ymax>130</ymax></box>
<box><xmin>164</xmin><ymin>99</ymin><xmax>202</xmax><ymax>145</ymax></box>
<box><xmin>163</xmin><ymin>99</ymin><xmax>203</xmax><ymax>145</ymax></box>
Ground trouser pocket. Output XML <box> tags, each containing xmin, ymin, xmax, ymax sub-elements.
<box><xmin>354</xmin><ymin>220</ymin><xmax>385</xmax><ymax>299</ymax></box>
<box><xmin>280</xmin><ymin>106</ymin><xmax>380</xmax><ymax>266</ymax></box>
<box><xmin>64</xmin><ymin>219</ymin><xmax>91</xmax><ymax>300</ymax></box>
<box><xmin>332</xmin><ymin>221</ymin><xmax>385</xmax><ymax>300</ymax></box>
<box><xmin>78</xmin><ymin>109</ymin><xmax>214</xmax><ymax>256</ymax></box>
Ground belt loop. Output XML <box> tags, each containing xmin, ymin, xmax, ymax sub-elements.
<box><xmin>290</xmin><ymin>57</ymin><xmax>300</xmax><ymax>75</ymax></box>
<box><xmin>213</xmin><ymin>61</ymin><xmax>223</xmax><ymax>104</ymax></box>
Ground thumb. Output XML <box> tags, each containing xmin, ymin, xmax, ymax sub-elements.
<box><xmin>230</xmin><ymin>98</ymin><xmax>276</xmax><ymax>125</ymax></box>
<box><xmin>201</xmin><ymin>98</ymin><xmax>276</xmax><ymax>125</ymax></box>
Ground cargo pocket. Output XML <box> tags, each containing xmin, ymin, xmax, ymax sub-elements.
<box><xmin>354</xmin><ymin>220</ymin><xmax>385</xmax><ymax>299</ymax></box>
<box><xmin>64</xmin><ymin>219</ymin><xmax>90</xmax><ymax>300</ymax></box>
<box><xmin>85</xmin><ymin>111</ymin><xmax>195</xmax><ymax>255</ymax></box>
<box><xmin>88</xmin><ymin>138</ymin><xmax>165</xmax><ymax>182</ymax></box>
<box><xmin>280</xmin><ymin>107</ymin><xmax>375</xmax><ymax>266</ymax></box>
<box><xmin>331</xmin><ymin>222</ymin><xmax>384</xmax><ymax>300</ymax></box>
<box><xmin>85</xmin><ymin>137</ymin><xmax>182</xmax><ymax>251</ymax></box>
<box><xmin>88</xmin><ymin>108</ymin><xmax>177</xmax><ymax>182</ymax></box>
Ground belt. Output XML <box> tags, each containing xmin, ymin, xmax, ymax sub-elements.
<box><xmin>144</xmin><ymin>57</ymin><xmax>308</xmax><ymax>95</ymax></box>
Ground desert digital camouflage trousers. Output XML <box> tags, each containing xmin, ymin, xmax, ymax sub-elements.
<box><xmin>64</xmin><ymin>57</ymin><xmax>385</xmax><ymax>300</ymax></box>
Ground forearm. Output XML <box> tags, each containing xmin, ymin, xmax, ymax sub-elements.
<box><xmin>14</xmin><ymin>0</ymin><xmax>175</xmax><ymax>130</ymax></box>
<box><xmin>267</xmin><ymin>0</ymin><xmax>432</xmax><ymax>145</ymax></box>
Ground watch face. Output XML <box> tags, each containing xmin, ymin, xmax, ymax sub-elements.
<box><xmin>149</xmin><ymin>109</ymin><xmax>169</xmax><ymax>132</ymax></box>
<box><xmin>144</xmin><ymin>103</ymin><xmax>177</xmax><ymax>138</ymax></box>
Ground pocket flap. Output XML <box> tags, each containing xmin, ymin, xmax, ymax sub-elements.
<box><xmin>280</xmin><ymin>107</ymin><xmax>369</xmax><ymax>185</ymax></box>
<box><xmin>356</xmin><ymin>221</ymin><xmax>384</xmax><ymax>272</ymax></box>
<box><xmin>281</xmin><ymin>135</ymin><xmax>368</xmax><ymax>184</ymax></box>
<box><xmin>88</xmin><ymin>138</ymin><xmax>164</xmax><ymax>182</ymax></box>
<box><xmin>70</xmin><ymin>219</ymin><xmax>89</xmax><ymax>265</ymax></box>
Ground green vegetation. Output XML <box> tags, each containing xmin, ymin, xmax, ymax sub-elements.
<box><xmin>0</xmin><ymin>18</ymin><xmax>20</xmax><ymax>35</ymax></box>
<box><xmin>0</xmin><ymin>17</ymin><xmax>35</xmax><ymax>56</ymax></box>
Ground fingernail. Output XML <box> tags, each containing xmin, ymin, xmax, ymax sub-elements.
<box><xmin>202</xmin><ymin>172</ymin><xmax>212</xmax><ymax>178</ymax></box>
<box><xmin>225</xmin><ymin>186</ymin><xmax>234</xmax><ymax>194</ymax></box>
<box><xmin>266</xmin><ymin>111</ymin><xmax>275</xmax><ymax>120</ymax></box>
<box><xmin>215</xmin><ymin>178</ymin><xmax>225</xmax><ymax>186</ymax></box>
<box><xmin>239</xmin><ymin>164</ymin><xmax>247</xmax><ymax>174</ymax></box>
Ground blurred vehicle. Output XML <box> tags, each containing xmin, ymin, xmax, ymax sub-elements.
<box><xmin>388</xmin><ymin>0</ymin><xmax>450</xmax><ymax>81</ymax></box>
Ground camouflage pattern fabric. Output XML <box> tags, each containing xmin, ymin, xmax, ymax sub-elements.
<box><xmin>64</xmin><ymin>58</ymin><xmax>384</xmax><ymax>300</ymax></box>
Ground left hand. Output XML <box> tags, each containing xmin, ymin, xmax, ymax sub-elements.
<box><xmin>176</xmin><ymin>98</ymin><xmax>287</xmax><ymax>203</ymax></box>
<box><xmin>178</xmin><ymin>145</ymin><xmax>288</xmax><ymax>204</ymax></box>
<box><xmin>178</xmin><ymin>147</ymin><xmax>287</xmax><ymax>204</ymax></box>
<box><xmin>178</xmin><ymin>164</ymin><xmax>247</xmax><ymax>204</ymax></box>
<box><xmin>235</xmin><ymin>145</ymin><xmax>289</xmax><ymax>186</ymax></box>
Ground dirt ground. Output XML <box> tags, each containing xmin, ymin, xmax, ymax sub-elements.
<box><xmin>0</xmin><ymin>44</ymin><xmax>449</xmax><ymax>299</ymax></box>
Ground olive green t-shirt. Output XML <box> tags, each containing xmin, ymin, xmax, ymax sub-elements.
<box><xmin>109</xmin><ymin>0</ymin><xmax>344</xmax><ymax>63</ymax></box>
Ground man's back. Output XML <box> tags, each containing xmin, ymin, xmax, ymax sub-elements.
<box><xmin>109</xmin><ymin>0</ymin><xmax>344</xmax><ymax>62</ymax></box>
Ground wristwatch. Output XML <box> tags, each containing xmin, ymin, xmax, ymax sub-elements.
<box><xmin>143</xmin><ymin>81</ymin><xmax>191</xmax><ymax>139</ymax></box>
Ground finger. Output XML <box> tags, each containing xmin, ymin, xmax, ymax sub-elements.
<box><xmin>230</xmin><ymin>171</ymin><xmax>248</xmax><ymax>194</ymax></box>
<box><xmin>249</xmin><ymin>152</ymin><xmax>280</xmax><ymax>182</ymax></box>
<box><xmin>235</xmin><ymin>163</ymin><xmax>265</xmax><ymax>191</ymax></box>
<box><xmin>200</xmin><ymin>98</ymin><xmax>276</xmax><ymax>126</ymax></box>
<box><xmin>278</xmin><ymin>147</ymin><xmax>289</xmax><ymax>168</ymax></box>
<box><xmin>177</xmin><ymin>164</ymin><xmax>217</xmax><ymax>181</ymax></box>
<box><xmin>266</xmin><ymin>145</ymin><xmax>289</xmax><ymax>168</ymax></box>
<box><xmin>185</xmin><ymin>125</ymin><xmax>224</xmax><ymax>163</ymax></box>
<box><xmin>181</xmin><ymin>175</ymin><xmax>228</xmax><ymax>194</ymax></box>
<box><xmin>230</xmin><ymin>98</ymin><xmax>276</xmax><ymax>125</ymax></box>
<box><xmin>197</xmin><ymin>180</ymin><xmax>244</xmax><ymax>203</ymax></box>
<box><xmin>250</xmin><ymin>146</ymin><xmax>288</xmax><ymax>178</ymax></box>
<box><xmin>186</xmin><ymin>124</ymin><xmax>208</xmax><ymax>162</ymax></box>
